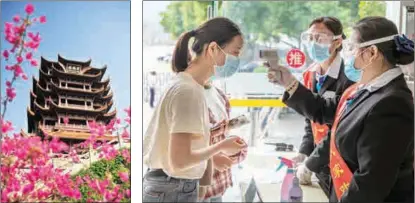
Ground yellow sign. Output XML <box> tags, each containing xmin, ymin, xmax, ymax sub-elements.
<box><xmin>229</xmin><ymin>99</ymin><xmax>286</xmax><ymax>107</ymax></box>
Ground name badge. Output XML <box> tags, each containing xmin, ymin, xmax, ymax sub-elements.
<box><xmin>322</xmin><ymin>91</ymin><xmax>336</xmax><ymax>99</ymax></box>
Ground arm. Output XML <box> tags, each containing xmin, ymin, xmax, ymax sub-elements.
<box><xmin>305</xmin><ymin>132</ymin><xmax>330</xmax><ymax>174</ymax></box>
<box><xmin>169</xmin><ymin>133</ymin><xmax>224</xmax><ymax>172</ymax></box>
<box><xmin>282</xmin><ymin>82</ymin><xmax>339</xmax><ymax>125</ymax></box>
<box><xmin>299</xmin><ymin>118</ymin><xmax>315</xmax><ymax>156</ymax></box>
<box><xmin>340</xmin><ymin>96</ymin><xmax>414</xmax><ymax>202</ymax></box>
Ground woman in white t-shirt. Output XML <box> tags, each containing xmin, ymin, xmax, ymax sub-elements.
<box><xmin>143</xmin><ymin>17</ymin><xmax>246</xmax><ymax>202</ymax></box>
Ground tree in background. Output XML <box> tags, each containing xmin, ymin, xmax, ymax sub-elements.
<box><xmin>160</xmin><ymin>1</ymin><xmax>386</xmax><ymax>44</ymax></box>
<box><xmin>160</xmin><ymin>1</ymin><xmax>210</xmax><ymax>39</ymax></box>
<box><xmin>158</xmin><ymin>1</ymin><xmax>386</xmax><ymax>69</ymax></box>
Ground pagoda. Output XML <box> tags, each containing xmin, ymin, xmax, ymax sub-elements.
<box><xmin>27</xmin><ymin>55</ymin><xmax>116</xmax><ymax>145</ymax></box>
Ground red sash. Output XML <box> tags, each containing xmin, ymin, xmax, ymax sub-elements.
<box><xmin>303</xmin><ymin>70</ymin><xmax>329</xmax><ymax>144</ymax></box>
<box><xmin>329</xmin><ymin>83</ymin><xmax>359</xmax><ymax>199</ymax></box>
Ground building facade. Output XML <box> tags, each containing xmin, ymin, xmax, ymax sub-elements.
<box><xmin>27</xmin><ymin>55</ymin><xmax>116</xmax><ymax>144</ymax></box>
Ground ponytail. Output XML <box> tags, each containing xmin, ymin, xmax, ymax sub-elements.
<box><xmin>171</xmin><ymin>17</ymin><xmax>241</xmax><ymax>73</ymax></box>
<box><xmin>172</xmin><ymin>31</ymin><xmax>196</xmax><ymax>73</ymax></box>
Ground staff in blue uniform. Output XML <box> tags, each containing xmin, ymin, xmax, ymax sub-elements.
<box><xmin>267</xmin><ymin>16</ymin><xmax>414</xmax><ymax>202</ymax></box>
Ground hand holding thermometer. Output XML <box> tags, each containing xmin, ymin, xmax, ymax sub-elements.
<box><xmin>260</xmin><ymin>49</ymin><xmax>297</xmax><ymax>88</ymax></box>
<box><xmin>260</xmin><ymin>49</ymin><xmax>282</xmax><ymax>83</ymax></box>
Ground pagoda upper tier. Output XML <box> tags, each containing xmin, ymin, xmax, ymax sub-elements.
<box><xmin>27</xmin><ymin>55</ymin><xmax>117</xmax><ymax>142</ymax></box>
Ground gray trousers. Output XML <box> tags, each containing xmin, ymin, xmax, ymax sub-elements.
<box><xmin>143</xmin><ymin>170</ymin><xmax>199</xmax><ymax>202</ymax></box>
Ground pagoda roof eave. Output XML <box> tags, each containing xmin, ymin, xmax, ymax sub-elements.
<box><xmin>39</xmin><ymin>68</ymin><xmax>52</xmax><ymax>79</ymax></box>
<box><xmin>83</xmin><ymin>65</ymin><xmax>107</xmax><ymax>75</ymax></box>
<box><xmin>27</xmin><ymin>106</ymin><xmax>35</xmax><ymax>116</ymax></box>
<box><xmin>58</xmin><ymin>54</ymin><xmax>92</xmax><ymax>67</ymax></box>
<box><xmin>95</xmin><ymin>77</ymin><xmax>110</xmax><ymax>86</ymax></box>
<box><xmin>102</xmin><ymin>91</ymin><xmax>113</xmax><ymax>100</ymax></box>
<box><xmin>34</xmin><ymin>101</ymin><xmax>49</xmax><ymax>112</ymax></box>
<box><xmin>97</xmin><ymin>109</ymin><xmax>117</xmax><ymax>123</ymax></box>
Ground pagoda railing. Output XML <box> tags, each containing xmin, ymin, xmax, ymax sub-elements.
<box><xmin>61</xmin><ymin>103</ymin><xmax>94</xmax><ymax>110</ymax></box>
<box><xmin>55</xmin><ymin>123</ymin><xmax>89</xmax><ymax>131</ymax></box>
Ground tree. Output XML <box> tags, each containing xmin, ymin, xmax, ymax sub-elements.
<box><xmin>159</xmin><ymin>1</ymin><xmax>386</xmax><ymax>48</ymax></box>
<box><xmin>160</xmin><ymin>1</ymin><xmax>210</xmax><ymax>39</ymax></box>
<box><xmin>358</xmin><ymin>1</ymin><xmax>386</xmax><ymax>19</ymax></box>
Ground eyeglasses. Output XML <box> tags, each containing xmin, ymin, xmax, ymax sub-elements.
<box><xmin>301</xmin><ymin>32</ymin><xmax>342</xmax><ymax>44</ymax></box>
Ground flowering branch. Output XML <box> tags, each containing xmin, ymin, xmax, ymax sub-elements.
<box><xmin>1</xmin><ymin>4</ymin><xmax>44</xmax><ymax>119</ymax></box>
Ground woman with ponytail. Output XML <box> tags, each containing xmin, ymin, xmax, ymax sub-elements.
<box><xmin>143</xmin><ymin>17</ymin><xmax>246</xmax><ymax>202</ymax></box>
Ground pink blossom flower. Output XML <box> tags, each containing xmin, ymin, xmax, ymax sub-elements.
<box><xmin>99</xmin><ymin>143</ymin><xmax>118</xmax><ymax>160</ymax></box>
<box><xmin>16</xmin><ymin>56</ymin><xmax>23</xmax><ymax>63</ymax></box>
<box><xmin>106</xmin><ymin>118</ymin><xmax>117</xmax><ymax>132</ymax></box>
<box><xmin>39</xmin><ymin>16</ymin><xmax>47</xmax><ymax>24</ymax></box>
<box><xmin>121</xmin><ymin>149</ymin><xmax>130</xmax><ymax>163</ymax></box>
<box><xmin>49</xmin><ymin>136</ymin><xmax>69</xmax><ymax>153</ymax></box>
<box><xmin>124</xmin><ymin>106</ymin><xmax>131</xmax><ymax>117</ymax></box>
<box><xmin>1</xmin><ymin>119</ymin><xmax>13</xmax><ymax>134</ymax></box>
<box><xmin>70</xmin><ymin>150</ymin><xmax>80</xmax><ymax>163</ymax></box>
<box><xmin>6</xmin><ymin>87</ymin><xmax>16</xmax><ymax>101</ymax></box>
<box><xmin>13</xmin><ymin>65</ymin><xmax>24</xmax><ymax>78</ymax></box>
<box><xmin>22</xmin><ymin>183</ymin><xmax>34</xmax><ymax>195</ymax></box>
<box><xmin>75</xmin><ymin>176</ymin><xmax>83</xmax><ymax>186</ymax></box>
<box><xmin>25</xmin><ymin>52</ymin><xmax>32</xmax><ymax>60</ymax></box>
<box><xmin>125</xmin><ymin>189</ymin><xmax>131</xmax><ymax>198</ymax></box>
<box><xmin>30</xmin><ymin>59</ymin><xmax>38</xmax><ymax>67</ymax></box>
<box><xmin>25</xmin><ymin>4</ymin><xmax>35</xmax><ymax>15</ymax></box>
<box><xmin>63</xmin><ymin>116</ymin><xmax>69</xmax><ymax>125</ymax></box>
<box><xmin>22</xmin><ymin>74</ymin><xmax>28</xmax><ymax>80</ymax></box>
<box><xmin>2</xmin><ymin>50</ymin><xmax>9</xmax><ymax>60</ymax></box>
<box><xmin>121</xmin><ymin>129</ymin><xmax>130</xmax><ymax>139</ymax></box>
<box><xmin>5</xmin><ymin>22</ymin><xmax>13</xmax><ymax>31</ymax></box>
<box><xmin>118</xmin><ymin>172</ymin><xmax>129</xmax><ymax>182</ymax></box>
<box><xmin>5</xmin><ymin>65</ymin><xmax>13</xmax><ymax>71</ymax></box>
<box><xmin>28</xmin><ymin>32</ymin><xmax>41</xmax><ymax>42</ymax></box>
<box><xmin>12</xmin><ymin>15</ymin><xmax>20</xmax><ymax>23</ymax></box>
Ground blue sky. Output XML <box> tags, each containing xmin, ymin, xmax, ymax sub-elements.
<box><xmin>0</xmin><ymin>1</ymin><xmax>130</xmax><ymax>131</ymax></box>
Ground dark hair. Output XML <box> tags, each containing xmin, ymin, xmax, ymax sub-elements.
<box><xmin>353</xmin><ymin>16</ymin><xmax>414</xmax><ymax>66</ymax></box>
<box><xmin>172</xmin><ymin>17</ymin><xmax>242</xmax><ymax>73</ymax></box>
<box><xmin>309</xmin><ymin>16</ymin><xmax>346</xmax><ymax>51</ymax></box>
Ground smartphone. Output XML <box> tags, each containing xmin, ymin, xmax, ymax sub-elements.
<box><xmin>210</xmin><ymin>115</ymin><xmax>250</xmax><ymax>131</ymax></box>
<box><xmin>228</xmin><ymin>114</ymin><xmax>250</xmax><ymax>129</ymax></box>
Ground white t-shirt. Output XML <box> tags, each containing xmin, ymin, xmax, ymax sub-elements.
<box><xmin>143</xmin><ymin>72</ymin><xmax>210</xmax><ymax>179</ymax></box>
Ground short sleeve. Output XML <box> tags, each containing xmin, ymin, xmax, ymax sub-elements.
<box><xmin>167</xmin><ymin>85</ymin><xmax>206</xmax><ymax>135</ymax></box>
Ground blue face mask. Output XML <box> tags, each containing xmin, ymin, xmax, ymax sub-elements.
<box><xmin>305</xmin><ymin>42</ymin><xmax>331</xmax><ymax>63</ymax></box>
<box><xmin>212</xmin><ymin>51</ymin><xmax>240</xmax><ymax>80</ymax></box>
<box><xmin>344</xmin><ymin>56</ymin><xmax>362</xmax><ymax>82</ymax></box>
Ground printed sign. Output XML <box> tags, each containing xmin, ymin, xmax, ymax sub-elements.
<box><xmin>286</xmin><ymin>49</ymin><xmax>306</xmax><ymax>68</ymax></box>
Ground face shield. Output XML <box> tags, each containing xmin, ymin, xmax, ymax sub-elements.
<box><xmin>342</xmin><ymin>34</ymin><xmax>399</xmax><ymax>59</ymax></box>
<box><xmin>301</xmin><ymin>32</ymin><xmax>343</xmax><ymax>45</ymax></box>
